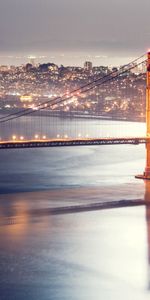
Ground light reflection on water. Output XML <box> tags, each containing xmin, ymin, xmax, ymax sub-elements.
<box><xmin>0</xmin><ymin>119</ymin><xmax>150</xmax><ymax>299</ymax></box>
<box><xmin>0</xmin><ymin>193</ymin><xmax>150</xmax><ymax>300</ymax></box>
<box><xmin>0</xmin><ymin>115</ymin><xmax>146</xmax><ymax>140</ymax></box>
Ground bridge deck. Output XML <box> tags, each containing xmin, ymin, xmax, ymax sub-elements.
<box><xmin>0</xmin><ymin>137</ymin><xmax>148</xmax><ymax>149</ymax></box>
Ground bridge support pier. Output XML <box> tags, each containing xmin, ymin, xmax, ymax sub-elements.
<box><xmin>136</xmin><ymin>51</ymin><xmax>150</xmax><ymax>180</ymax></box>
<box><xmin>136</xmin><ymin>144</ymin><xmax>150</xmax><ymax>179</ymax></box>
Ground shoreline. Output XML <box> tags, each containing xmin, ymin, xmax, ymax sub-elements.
<box><xmin>0</xmin><ymin>108</ymin><xmax>145</xmax><ymax>123</ymax></box>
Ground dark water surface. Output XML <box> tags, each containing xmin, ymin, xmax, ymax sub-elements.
<box><xmin>0</xmin><ymin>119</ymin><xmax>150</xmax><ymax>300</ymax></box>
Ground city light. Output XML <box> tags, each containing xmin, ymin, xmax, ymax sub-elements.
<box><xmin>34</xmin><ymin>134</ymin><xmax>39</xmax><ymax>139</ymax></box>
<box><xmin>12</xmin><ymin>135</ymin><xmax>16</xmax><ymax>140</ymax></box>
<box><xmin>0</xmin><ymin>58</ymin><xmax>146</xmax><ymax>122</ymax></box>
<box><xmin>0</xmin><ymin>3</ymin><xmax>149</xmax><ymax>300</ymax></box>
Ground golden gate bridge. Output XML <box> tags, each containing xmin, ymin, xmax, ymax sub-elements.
<box><xmin>0</xmin><ymin>52</ymin><xmax>150</xmax><ymax>178</ymax></box>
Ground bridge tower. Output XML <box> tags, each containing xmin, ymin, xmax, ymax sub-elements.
<box><xmin>136</xmin><ymin>51</ymin><xmax>150</xmax><ymax>179</ymax></box>
<box><xmin>145</xmin><ymin>51</ymin><xmax>150</xmax><ymax>178</ymax></box>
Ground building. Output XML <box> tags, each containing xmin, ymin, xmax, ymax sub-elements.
<box><xmin>84</xmin><ymin>61</ymin><xmax>92</xmax><ymax>72</ymax></box>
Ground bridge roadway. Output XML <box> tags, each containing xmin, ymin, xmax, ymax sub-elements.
<box><xmin>0</xmin><ymin>137</ymin><xmax>149</xmax><ymax>149</ymax></box>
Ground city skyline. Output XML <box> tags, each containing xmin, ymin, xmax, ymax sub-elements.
<box><xmin>0</xmin><ymin>51</ymin><xmax>141</xmax><ymax>67</ymax></box>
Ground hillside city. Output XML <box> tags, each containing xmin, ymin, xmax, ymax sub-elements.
<box><xmin>0</xmin><ymin>59</ymin><xmax>146</xmax><ymax>121</ymax></box>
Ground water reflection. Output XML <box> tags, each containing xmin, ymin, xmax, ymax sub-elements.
<box><xmin>2</xmin><ymin>183</ymin><xmax>150</xmax><ymax>298</ymax></box>
<box><xmin>0</xmin><ymin>115</ymin><xmax>146</xmax><ymax>140</ymax></box>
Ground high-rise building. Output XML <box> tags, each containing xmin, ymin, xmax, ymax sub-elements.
<box><xmin>84</xmin><ymin>61</ymin><xmax>92</xmax><ymax>72</ymax></box>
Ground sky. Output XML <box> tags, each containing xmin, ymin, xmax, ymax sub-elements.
<box><xmin>0</xmin><ymin>0</ymin><xmax>149</xmax><ymax>66</ymax></box>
